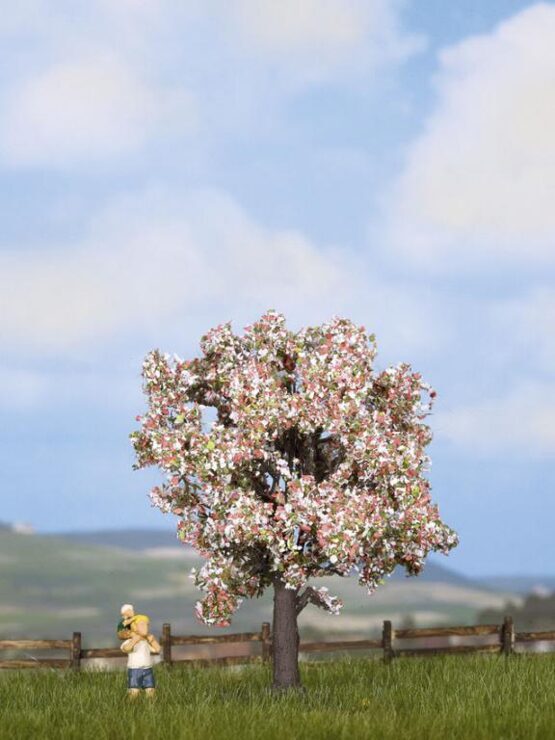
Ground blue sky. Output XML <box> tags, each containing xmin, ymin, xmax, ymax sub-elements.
<box><xmin>1</xmin><ymin>1</ymin><xmax>554</xmax><ymax>577</ymax></box>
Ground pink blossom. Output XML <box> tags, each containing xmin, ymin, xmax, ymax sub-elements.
<box><xmin>131</xmin><ymin>311</ymin><xmax>458</xmax><ymax>624</ymax></box>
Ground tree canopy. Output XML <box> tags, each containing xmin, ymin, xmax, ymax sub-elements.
<box><xmin>131</xmin><ymin>311</ymin><xmax>458</xmax><ymax>627</ymax></box>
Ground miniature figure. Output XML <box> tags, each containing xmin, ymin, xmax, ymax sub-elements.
<box><xmin>117</xmin><ymin>604</ymin><xmax>161</xmax><ymax>653</ymax></box>
<box><xmin>117</xmin><ymin>603</ymin><xmax>160</xmax><ymax>699</ymax></box>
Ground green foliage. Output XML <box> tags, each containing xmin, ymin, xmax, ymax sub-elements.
<box><xmin>2</xmin><ymin>656</ymin><xmax>555</xmax><ymax>739</ymax></box>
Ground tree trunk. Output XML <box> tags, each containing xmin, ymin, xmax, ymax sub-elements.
<box><xmin>272</xmin><ymin>577</ymin><xmax>301</xmax><ymax>690</ymax></box>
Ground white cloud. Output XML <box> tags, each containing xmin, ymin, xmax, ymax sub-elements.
<box><xmin>0</xmin><ymin>54</ymin><xmax>195</xmax><ymax>167</ymax></box>
<box><xmin>0</xmin><ymin>188</ymin><xmax>444</xmax><ymax>360</ymax></box>
<box><xmin>387</xmin><ymin>3</ymin><xmax>555</xmax><ymax>270</ymax></box>
<box><xmin>225</xmin><ymin>0</ymin><xmax>422</xmax><ymax>86</ymax></box>
<box><xmin>0</xmin><ymin>1</ymin><xmax>420</xmax><ymax>168</ymax></box>
<box><xmin>0</xmin><ymin>189</ymin><xmax>341</xmax><ymax>350</ymax></box>
<box><xmin>235</xmin><ymin>0</ymin><xmax>366</xmax><ymax>52</ymax></box>
<box><xmin>435</xmin><ymin>382</ymin><xmax>555</xmax><ymax>458</ymax></box>
<box><xmin>0</xmin><ymin>1</ymin><xmax>166</xmax><ymax>39</ymax></box>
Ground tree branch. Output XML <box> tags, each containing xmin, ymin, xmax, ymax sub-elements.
<box><xmin>296</xmin><ymin>586</ymin><xmax>319</xmax><ymax>615</ymax></box>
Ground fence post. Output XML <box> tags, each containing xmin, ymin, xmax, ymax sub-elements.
<box><xmin>502</xmin><ymin>616</ymin><xmax>514</xmax><ymax>656</ymax></box>
<box><xmin>71</xmin><ymin>632</ymin><xmax>82</xmax><ymax>670</ymax></box>
<box><xmin>383</xmin><ymin>620</ymin><xmax>394</xmax><ymax>664</ymax></box>
<box><xmin>261</xmin><ymin>622</ymin><xmax>271</xmax><ymax>663</ymax></box>
<box><xmin>162</xmin><ymin>623</ymin><xmax>172</xmax><ymax>666</ymax></box>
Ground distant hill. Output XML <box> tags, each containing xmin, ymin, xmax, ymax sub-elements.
<box><xmin>52</xmin><ymin>526</ymin><xmax>544</xmax><ymax>595</ymax></box>
<box><xmin>0</xmin><ymin>520</ymin><xmax>34</xmax><ymax>534</ymax></box>
<box><xmin>477</xmin><ymin>576</ymin><xmax>555</xmax><ymax>595</ymax></box>
<box><xmin>47</xmin><ymin>528</ymin><xmax>181</xmax><ymax>551</ymax></box>
<box><xmin>51</xmin><ymin>528</ymin><xmax>474</xmax><ymax>585</ymax></box>
<box><xmin>392</xmin><ymin>559</ymin><xmax>475</xmax><ymax>586</ymax></box>
<box><xmin>478</xmin><ymin>590</ymin><xmax>555</xmax><ymax>631</ymax></box>
<box><xmin>49</xmin><ymin>528</ymin><xmax>474</xmax><ymax>586</ymax></box>
<box><xmin>1</xmin><ymin>529</ymin><xmax>519</xmax><ymax>646</ymax></box>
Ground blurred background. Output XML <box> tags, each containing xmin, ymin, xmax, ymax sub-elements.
<box><xmin>1</xmin><ymin>1</ymin><xmax>554</xmax><ymax>647</ymax></box>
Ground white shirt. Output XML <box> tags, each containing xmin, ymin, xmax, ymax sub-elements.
<box><xmin>126</xmin><ymin>638</ymin><xmax>153</xmax><ymax>669</ymax></box>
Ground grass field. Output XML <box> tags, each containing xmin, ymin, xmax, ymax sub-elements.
<box><xmin>2</xmin><ymin>655</ymin><xmax>555</xmax><ymax>739</ymax></box>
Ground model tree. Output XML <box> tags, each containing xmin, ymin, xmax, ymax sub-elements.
<box><xmin>131</xmin><ymin>311</ymin><xmax>458</xmax><ymax>689</ymax></box>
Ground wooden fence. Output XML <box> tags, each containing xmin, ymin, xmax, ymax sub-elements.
<box><xmin>0</xmin><ymin>623</ymin><xmax>272</xmax><ymax>671</ymax></box>
<box><xmin>2</xmin><ymin>617</ymin><xmax>555</xmax><ymax>670</ymax></box>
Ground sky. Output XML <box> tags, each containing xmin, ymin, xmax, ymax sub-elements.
<box><xmin>1</xmin><ymin>0</ymin><xmax>554</xmax><ymax>577</ymax></box>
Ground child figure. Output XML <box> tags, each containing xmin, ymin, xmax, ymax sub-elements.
<box><xmin>117</xmin><ymin>603</ymin><xmax>161</xmax><ymax>654</ymax></box>
<box><xmin>117</xmin><ymin>603</ymin><xmax>160</xmax><ymax>699</ymax></box>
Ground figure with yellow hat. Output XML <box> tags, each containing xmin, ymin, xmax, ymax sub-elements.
<box><xmin>117</xmin><ymin>603</ymin><xmax>160</xmax><ymax>699</ymax></box>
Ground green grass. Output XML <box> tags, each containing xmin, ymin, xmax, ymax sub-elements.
<box><xmin>2</xmin><ymin>656</ymin><xmax>555</xmax><ymax>739</ymax></box>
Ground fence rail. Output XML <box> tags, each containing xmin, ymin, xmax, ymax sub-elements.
<box><xmin>393</xmin><ymin>624</ymin><xmax>500</xmax><ymax>639</ymax></box>
<box><xmin>1</xmin><ymin>616</ymin><xmax>555</xmax><ymax>670</ymax></box>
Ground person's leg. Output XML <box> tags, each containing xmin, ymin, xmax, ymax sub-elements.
<box><xmin>142</xmin><ymin>667</ymin><xmax>156</xmax><ymax>698</ymax></box>
<box><xmin>127</xmin><ymin>669</ymin><xmax>142</xmax><ymax>699</ymax></box>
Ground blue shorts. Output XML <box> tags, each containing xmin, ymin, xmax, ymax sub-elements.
<box><xmin>127</xmin><ymin>667</ymin><xmax>155</xmax><ymax>690</ymax></box>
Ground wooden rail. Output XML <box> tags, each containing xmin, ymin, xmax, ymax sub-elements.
<box><xmin>0</xmin><ymin>659</ymin><xmax>70</xmax><ymax>669</ymax></box>
<box><xmin>394</xmin><ymin>624</ymin><xmax>500</xmax><ymax>639</ymax></box>
<box><xmin>396</xmin><ymin>644</ymin><xmax>501</xmax><ymax>658</ymax></box>
<box><xmin>159</xmin><ymin>623</ymin><xmax>271</xmax><ymax>666</ymax></box>
<box><xmin>80</xmin><ymin>648</ymin><xmax>125</xmax><ymax>659</ymax></box>
<box><xmin>175</xmin><ymin>655</ymin><xmax>263</xmax><ymax>668</ymax></box>
<box><xmin>171</xmin><ymin>631</ymin><xmax>262</xmax><ymax>646</ymax></box>
<box><xmin>300</xmin><ymin>639</ymin><xmax>382</xmax><ymax>653</ymax></box>
<box><xmin>1</xmin><ymin>616</ymin><xmax>555</xmax><ymax>670</ymax></box>
<box><xmin>515</xmin><ymin>630</ymin><xmax>555</xmax><ymax>642</ymax></box>
<box><xmin>0</xmin><ymin>639</ymin><xmax>72</xmax><ymax>650</ymax></box>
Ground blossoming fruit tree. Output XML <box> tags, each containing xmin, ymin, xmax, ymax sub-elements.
<box><xmin>131</xmin><ymin>311</ymin><xmax>458</xmax><ymax>689</ymax></box>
